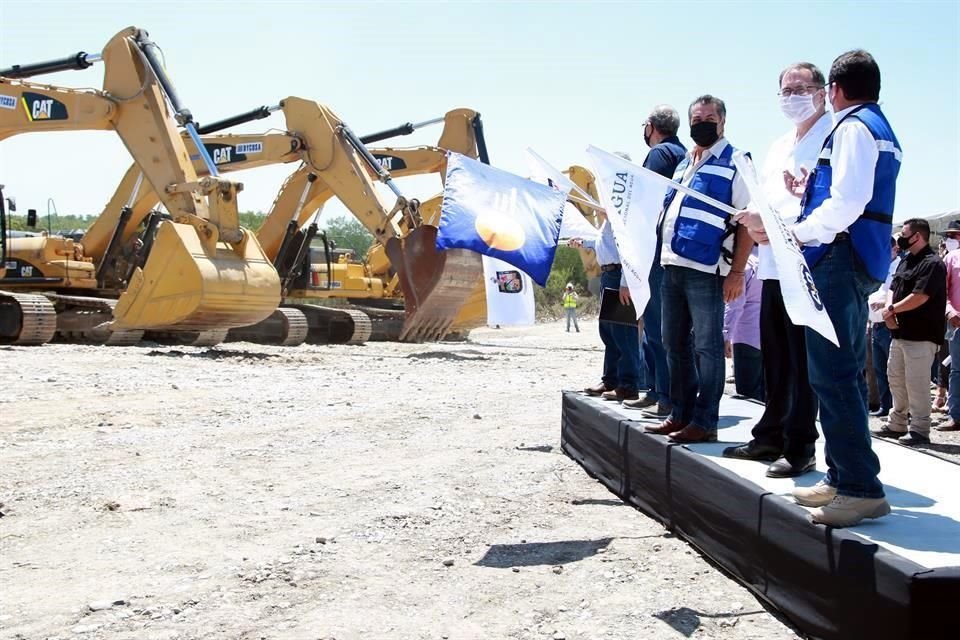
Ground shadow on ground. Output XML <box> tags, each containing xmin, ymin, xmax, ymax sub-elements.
<box><xmin>653</xmin><ymin>606</ymin><xmax>765</xmax><ymax>637</ymax></box>
<box><xmin>406</xmin><ymin>351</ymin><xmax>490</xmax><ymax>362</ymax></box>
<box><xmin>569</xmin><ymin>498</ymin><xmax>625</xmax><ymax>506</ymax></box>
<box><xmin>146</xmin><ymin>349</ymin><xmax>276</xmax><ymax>361</ymax></box>
<box><xmin>475</xmin><ymin>538</ymin><xmax>614</xmax><ymax>568</ymax></box>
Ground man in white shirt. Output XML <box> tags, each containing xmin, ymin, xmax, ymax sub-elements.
<box><xmin>723</xmin><ymin>62</ymin><xmax>831</xmax><ymax>479</ymax></box>
<box><xmin>571</xmin><ymin>162</ymin><xmax>641</xmax><ymax>403</ymax></box>
<box><xmin>867</xmin><ymin>239</ymin><xmax>901</xmax><ymax>417</ymax></box>
<box><xmin>737</xmin><ymin>50</ymin><xmax>901</xmax><ymax>527</ymax></box>
<box><xmin>643</xmin><ymin>95</ymin><xmax>753</xmax><ymax>444</ymax></box>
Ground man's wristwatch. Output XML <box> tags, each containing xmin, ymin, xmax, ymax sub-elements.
<box><xmin>888</xmin><ymin>304</ymin><xmax>896</xmax><ymax>313</ymax></box>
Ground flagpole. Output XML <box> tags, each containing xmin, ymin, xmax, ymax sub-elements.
<box><xmin>567</xmin><ymin>192</ymin><xmax>604</xmax><ymax>212</ymax></box>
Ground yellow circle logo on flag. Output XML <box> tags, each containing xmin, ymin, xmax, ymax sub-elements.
<box><xmin>474</xmin><ymin>213</ymin><xmax>526</xmax><ymax>252</ymax></box>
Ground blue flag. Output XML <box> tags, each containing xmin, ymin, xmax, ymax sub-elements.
<box><xmin>436</xmin><ymin>152</ymin><xmax>565</xmax><ymax>287</ymax></box>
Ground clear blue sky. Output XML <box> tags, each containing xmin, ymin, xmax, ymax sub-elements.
<box><xmin>1</xmin><ymin>1</ymin><xmax>958</xmax><ymax>225</ymax></box>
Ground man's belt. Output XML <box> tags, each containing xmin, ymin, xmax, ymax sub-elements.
<box><xmin>600</xmin><ymin>263</ymin><xmax>622</xmax><ymax>272</ymax></box>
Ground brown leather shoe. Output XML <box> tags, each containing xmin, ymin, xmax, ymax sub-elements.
<box><xmin>584</xmin><ymin>382</ymin><xmax>614</xmax><ymax>397</ymax></box>
<box><xmin>644</xmin><ymin>418</ymin><xmax>687</xmax><ymax>435</ymax></box>
<box><xmin>668</xmin><ymin>424</ymin><xmax>718</xmax><ymax>443</ymax></box>
<box><xmin>601</xmin><ymin>388</ymin><xmax>639</xmax><ymax>402</ymax></box>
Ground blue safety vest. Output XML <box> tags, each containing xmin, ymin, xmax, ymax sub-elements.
<box><xmin>663</xmin><ymin>144</ymin><xmax>739</xmax><ymax>268</ymax></box>
<box><xmin>798</xmin><ymin>103</ymin><xmax>901</xmax><ymax>282</ymax></box>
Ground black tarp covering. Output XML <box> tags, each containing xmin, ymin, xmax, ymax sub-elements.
<box><xmin>560</xmin><ymin>392</ymin><xmax>960</xmax><ymax>640</ymax></box>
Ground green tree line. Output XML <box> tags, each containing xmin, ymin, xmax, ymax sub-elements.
<box><xmin>4</xmin><ymin>211</ymin><xmax>375</xmax><ymax>258</ymax></box>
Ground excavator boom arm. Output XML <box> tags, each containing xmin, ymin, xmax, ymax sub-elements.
<box><xmin>3</xmin><ymin>27</ymin><xmax>280</xmax><ymax>332</ymax></box>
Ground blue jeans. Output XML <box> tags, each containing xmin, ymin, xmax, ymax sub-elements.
<box><xmin>661</xmin><ymin>265</ymin><xmax>725</xmax><ymax>432</ymax></box>
<box><xmin>599</xmin><ymin>268</ymin><xmax>641</xmax><ymax>391</ymax></box>
<box><xmin>948</xmin><ymin>328</ymin><xmax>960</xmax><ymax>422</ymax></box>
<box><xmin>871</xmin><ymin>323</ymin><xmax>893</xmax><ymax>411</ymax></box>
<box><xmin>642</xmin><ymin>260</ymin><xmax>671</xmax><ymax>406</ymax></box>
<box><xmin>804</xmin><ymin>240</ymin><xmax>884</xmax><ymax>499</ymax></box>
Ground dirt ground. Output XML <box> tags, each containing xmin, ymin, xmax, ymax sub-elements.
<box><xmin>4</xmin><ymin>320</ymin><xmax>813</xmax><ymax>640</ymax></box>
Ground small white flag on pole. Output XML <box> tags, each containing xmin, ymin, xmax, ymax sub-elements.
<box><xmin>526</xmin><ymin>148</ymin><xmax>602</xmax><ymax>242</ymax></box>
<box><xmin>585</xmin><ymin>145</ymin><xmax>670</xmax><ymax>319</ymax></box>
<box><xmin>482</xmin><ymin>255</ymin><xmax>535</xmax><ymax>327</ymax></box>
<box><xmin>559</xmin><ymin>201</ymin><xmax>600</xmax><ymax>242</ymax></box>
<box><xmin>526</xmin><ymin>148</ymin><xmax>602</xmax><ymax>209</ymax></box>
<box><xmin>731</xmin><ymin>152</ymin><xmax>838</xmax><ymax>346</ymax></box>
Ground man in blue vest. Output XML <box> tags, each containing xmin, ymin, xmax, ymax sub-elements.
<box><xmin>737</xmin><ymin>50</ymin><xmax>900</xmax><ymax>527</ymax></box>
<box><xmin>644</xmin><ymin>95</ymin><xmax>754</xmax><ymax>444</ymax></box>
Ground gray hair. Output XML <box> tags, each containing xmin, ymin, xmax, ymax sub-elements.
<box><xmin>688</xmin><ymin>94</ymin><xmax>726</xmax><ymax>121</ymax></box>
<box><xmin>613</xmin><ymin>151</ymin><xmax>632</xmax><ymax>161</ymax></box>
<box><xmin>779</xmin><ymin>62</ymin><xmax>825</xmax><ymax>88</ymax></box>
<box><xmin>647</xmin><ymin>104</ymin><xmax>680</xmax><ymax>137</ymax></box>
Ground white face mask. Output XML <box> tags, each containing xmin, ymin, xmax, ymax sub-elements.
<box><xmin>946</xmin><ymin>238</ymin><xmax>960</xmax><ymax>252</ymax></box>
<box><xmin>779</xmin><ymin>94</ymin><xmax>817</xmax><ymax>124</ymax></box>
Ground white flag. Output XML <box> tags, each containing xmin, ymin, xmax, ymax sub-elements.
<box><xmin>731</xmin><ymin>152</ymin><xmax>838</xmax><ymax>346</ymax></box>
<box><xmin>585</xmin><ymin>145</ymin><xmax>670</xmax><ymax>318</ymax></box>
<box><xmin>526</xmin><ymin>148</ymin><xmax>601</xmax><ymax>242</ymax></box>
<box><xmin>526</xmin><ymin>148</ymin><xmax>602</xmax><ymax>209</ymax></box>
<box><xmin>559</xmin><ymin>201</ymin><xmax>600</xmax><ymax>242</ymax></box>
<box><xmin>482</xmin><ymin>256</ymin><xmax>535</xmax><ymax>327</ymax></box>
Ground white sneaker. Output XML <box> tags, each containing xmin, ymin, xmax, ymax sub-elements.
<box><xmin>792</xmin><ymin>480</ymin><xmax>837</xmax><ymax>507</ymax></box>
<box><xmin>811</xmin><ymin>495</ymin><xmax>891</xmax><ymax>527</ymax></box>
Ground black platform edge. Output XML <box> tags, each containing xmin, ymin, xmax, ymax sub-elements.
<box><xmin>560</xmin><ymin>391</ymin><xmax>960</xmax><ymax>640</ymax></box>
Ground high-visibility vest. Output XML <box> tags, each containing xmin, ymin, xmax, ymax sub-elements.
<box><xmin>662</xmin><ymin>143</ymin><xmax>741</xmax><ymax>268</ymax></box>
<box><xmin>798</xmin><ymin>103</ymin><xmax>901</xmax><ymax>282</ymax></box>
<box><xmin>562</xmin><ymin>293</ymin><xmax>577</xmax><ymax>308</ymax></box>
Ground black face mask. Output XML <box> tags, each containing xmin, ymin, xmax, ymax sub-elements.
<box><xmin>643</xmin><ymin>125</ymin><xmax>652</xmax><ymax>148</ymax></box>
<box><xmin>690</xmin><ymin>121</ymin><xmax>720</xmax><ymax>147</ymax></box>
<box><xmin>896</xmin><ymin>233</ymin><xmax>916</xmax><ymax>252</ymax></box>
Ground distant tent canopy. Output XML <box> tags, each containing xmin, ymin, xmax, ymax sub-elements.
<box><xmin>923</xmin><ymin>209</ymin><xmax>960</xmax><ymax>240</ymax></box>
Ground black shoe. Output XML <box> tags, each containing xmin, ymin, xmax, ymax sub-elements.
<box><xmin>873</xmin><ymin>426</ymin><xmax>907</xmax><ymax>439</ymax></box>
<box><xmin>766</xmin><ymin>455</ymin><xmax>816</xmax><ymax>478</ymax></box>
<box><xmin>869</xmin><ymin>408</ymin><xmax>890</xmax><ymax>418</ymax></box>
<box><xmin>721</xmin><ymin>441</ymin><xmax>781</xmax><ymax>462</ymax></box>
<box><xmin>898</xmin><ymin>431</ymin><xmax>930</xmax><ymax>446</ymax></box>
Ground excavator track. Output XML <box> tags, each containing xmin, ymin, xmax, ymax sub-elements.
<box><xmin>286</xmin><ymin>303</ymin><xmax>371</xmax><ymax>345</ymax></box>
<box><xmin>143</xmin><ymin>328</ymin><xmax>229</xmax><ymax>347</ymax></box>
<box><xmin>0</xmin><ymin>291</ymin><xmax>58</xmax><ymax>345</ymax></box>
<box><xmin>43</xmin><ymin>293</ymin><xmax>144</xmax><ymax>346</ymax></box>
<box><xmin>227</xmin><ymin>307</ymin><xmax>309</xmax><ymax>346</ymax></box>
<box><xmin>349</xmin><ymin>304</ymin><xmax>406</xmax><ymax>342</ymax></box>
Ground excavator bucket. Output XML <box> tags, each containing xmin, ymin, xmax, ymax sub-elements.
<box><xmin>111</xmin><ymin>220</ymin><xmax>280</xmax><ymax>331</ymax></box>
<box><xmin>385</xmin><ymin>225</ymin><xmax>482</xmax><ymax>342</ymax></box>
<box><xmin>448</xmin><ymin>277</ymin><xmax>488</xmax><ymax>336</ymax></box>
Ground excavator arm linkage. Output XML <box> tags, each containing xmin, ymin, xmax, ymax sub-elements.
<box><xmin>1</xmin><ymin>27</ymin><xmax>281</xmax><ymax>333</ymax></box>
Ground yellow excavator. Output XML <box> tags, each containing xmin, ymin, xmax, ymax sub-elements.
<box><xmin>0</xmin><ymin>27</ymin><xmax>280</xmax><ymax>345</ymax></box>
<box><xmin>0</xmin><ymin>185</ymin><xmax>58</xmax><ymax>344</ymax></box>
<box><xmin>564</xmin><ymin>165</ymin><xmax>603</xmax><ymax>284</ymax></box>
<box><xmin>90</xmin><ymin>102</ymin><xmax>487</xmax><ymax>343</ymax></box>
